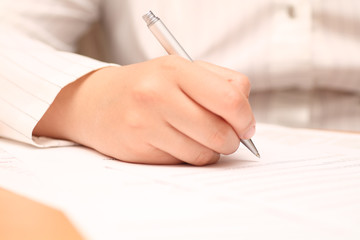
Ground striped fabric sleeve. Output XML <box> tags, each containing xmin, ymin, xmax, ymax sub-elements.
<box><xmin>0</xmin><ymin>0</ymin><xmax>114</xmax><ymax>147</ymax></box>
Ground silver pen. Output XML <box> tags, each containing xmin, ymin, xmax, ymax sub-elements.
<box><xmin>143</xmin><ymin>11</ymin><xmax>260</xmax><ymax>158</ymax></box>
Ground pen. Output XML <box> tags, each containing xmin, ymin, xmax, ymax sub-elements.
<box><xmin>142</xmin><ymin>11</ymin><xmax>260</xmax><ymax>158</ymax></box>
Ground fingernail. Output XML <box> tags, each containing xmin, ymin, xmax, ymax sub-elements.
<box><xmin>242</xmin><ymin>125</ymin><xmax>255</xmax><ymax>139</ymax></box>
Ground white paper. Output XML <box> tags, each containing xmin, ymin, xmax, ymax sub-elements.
<box><xmin>1</xmin><ymin>123</ymin><xmax>359</xmax><ymax>240</ymax></box>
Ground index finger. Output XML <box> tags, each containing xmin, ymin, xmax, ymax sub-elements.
<box><xmin>194</xmin><ymin>60</ymin><xmax>251</xmax><ymax>98</ymax></box>
<box><xmin>172</xmin><ymin>57</ymin><xmax>256</xmax><ymax>139</ymax></box>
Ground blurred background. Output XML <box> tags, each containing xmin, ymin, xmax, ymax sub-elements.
<box><xmin>76</xmin><ymin>1</ymin><xmax>360</xmax><ymax>133</ymax></box>
<box><xmin>250</xmin><ymin>89</ymin><xmax>360</xmax><ymax>132</ymax></box>
<box><xmin>78</xmin><ymin>24</ymin><xmax>360</xmax><ymax>133</ymax></box>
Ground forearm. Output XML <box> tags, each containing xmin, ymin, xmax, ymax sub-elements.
<box><xmin>32</xmin><ymin>67</ymin><xmax>112</xmax><ymax>144</ymax></box>
<box><xmin>0</xmin><ymin>0</ymin><xmax>111</xmax><ymax>146</ymax></box>
<box><xmin>0</xmin><ymin>26</ymin><xmax>113</xmax><ymax>146</ymax></box>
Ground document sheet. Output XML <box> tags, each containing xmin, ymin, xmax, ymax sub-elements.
<box><xmin>1</xmin><ymin>123</ymin><xmax>359</xmax><ymax>240</ymax></box>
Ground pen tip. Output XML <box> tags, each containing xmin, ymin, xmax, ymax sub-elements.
<box><xmin>240</xmin><ymin>139</ymin><xmax>260</xmax><ymax>158</ymax></box>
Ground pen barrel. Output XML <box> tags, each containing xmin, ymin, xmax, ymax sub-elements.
<box><xmin>147</xmin><ymin>19</ymin><xmax>193</xmax><ymax>61</ymax></box>
<box><xmin>143</xmin><ymin>11</ymin><xmax>259</xmax><ymax>158</ymax></box>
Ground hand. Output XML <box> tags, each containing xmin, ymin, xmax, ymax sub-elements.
<box><xmin>33</xmin><ymin>56</ymin><xmax>255</xmax><ymax>165</ymax></box>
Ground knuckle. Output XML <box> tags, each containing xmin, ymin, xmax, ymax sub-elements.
<box><xmin>241</xmin><ymin>76</ymin><xmax>251</xmax><ymax>91</ymax></box>
<box><xmin>208</xmin><ymin>128</ymin><xmax>228</xmax><ymax>151</ymax></box>
<box><xmin>156</xmin><ymin>55</ymin><xmax>185</xmax><ymax>73</ymax></box>
<box><xmin>192</xmin><ymin>150</ymin><xmax>216</xmax><ymax>166</ymax></box>
<box><xmin>123</xmin><ymin>111</ymin><xmax>144</xmax><ymax>129</ymax></box>
<box><xmin>132</xmin><ymin>80</ymin><xmax>162</xmax><ymax>104</ymax></box>
<box><xmin>230</xmin><ymin>75</ymin><xmax>251</xmax><ymax>97</ymax></box>
<box><xmin>209</xmin><ymin>153</ymin><xmax>221</xmax><ymax>165</ymax></box>
<box><xmin>208</xmin><ymin>127</ymin><xmax>239</xmax><ymax>154</ymax></box>
<box><xmin>222</xmin><ymin>88</ymin><xmax>244</xmax><ymax>111</ymax></box>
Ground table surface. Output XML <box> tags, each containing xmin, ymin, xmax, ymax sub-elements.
<box><xmin>1</xmin><ymin>89</ymin><xmax>359</xmax><ymax>240</ymax></box>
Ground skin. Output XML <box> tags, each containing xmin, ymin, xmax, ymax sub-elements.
<box><xmin>33</xmin><ymin>56</ymin><xmax>255</xmax><ymax>166</ymax></box>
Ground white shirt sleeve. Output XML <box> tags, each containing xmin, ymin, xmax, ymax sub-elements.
<box><xmin>0</xmin><ymin>0</ymin><xmax>113</xmax><ymax>147</ymax></box>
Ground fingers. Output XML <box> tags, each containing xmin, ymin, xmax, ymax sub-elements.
<box><xmin>127</xmin><ymin>147</ymin><xmax>183</xmax><ymax>165</ymax></box>
<box><xmin>149</xmin><ymin>122</ymin><xmax>220</xmax><ymax>166</ymax></box>
<box><xmin>62</xmin><ymin>57</ymin><xmax>256</xmax><ymax>166</ymax></box>
<box><xmin>161</xmin><ymin>87</ymin><xmax>240</xmax><ymax>155</ymax></box>
<box><xmin>169</xmin><ymin>56</ymin><xmax>256</xmax><ymax>139</ymax></box>
<box><xmin>106</xmin><ymin>141</ymin><xmax>183</xmax><ymax>165</ymax></box>
<box><xmin>194</xmin><ymin>60</ymin><xmax>251</xmax><ymax>98</ymax></box>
